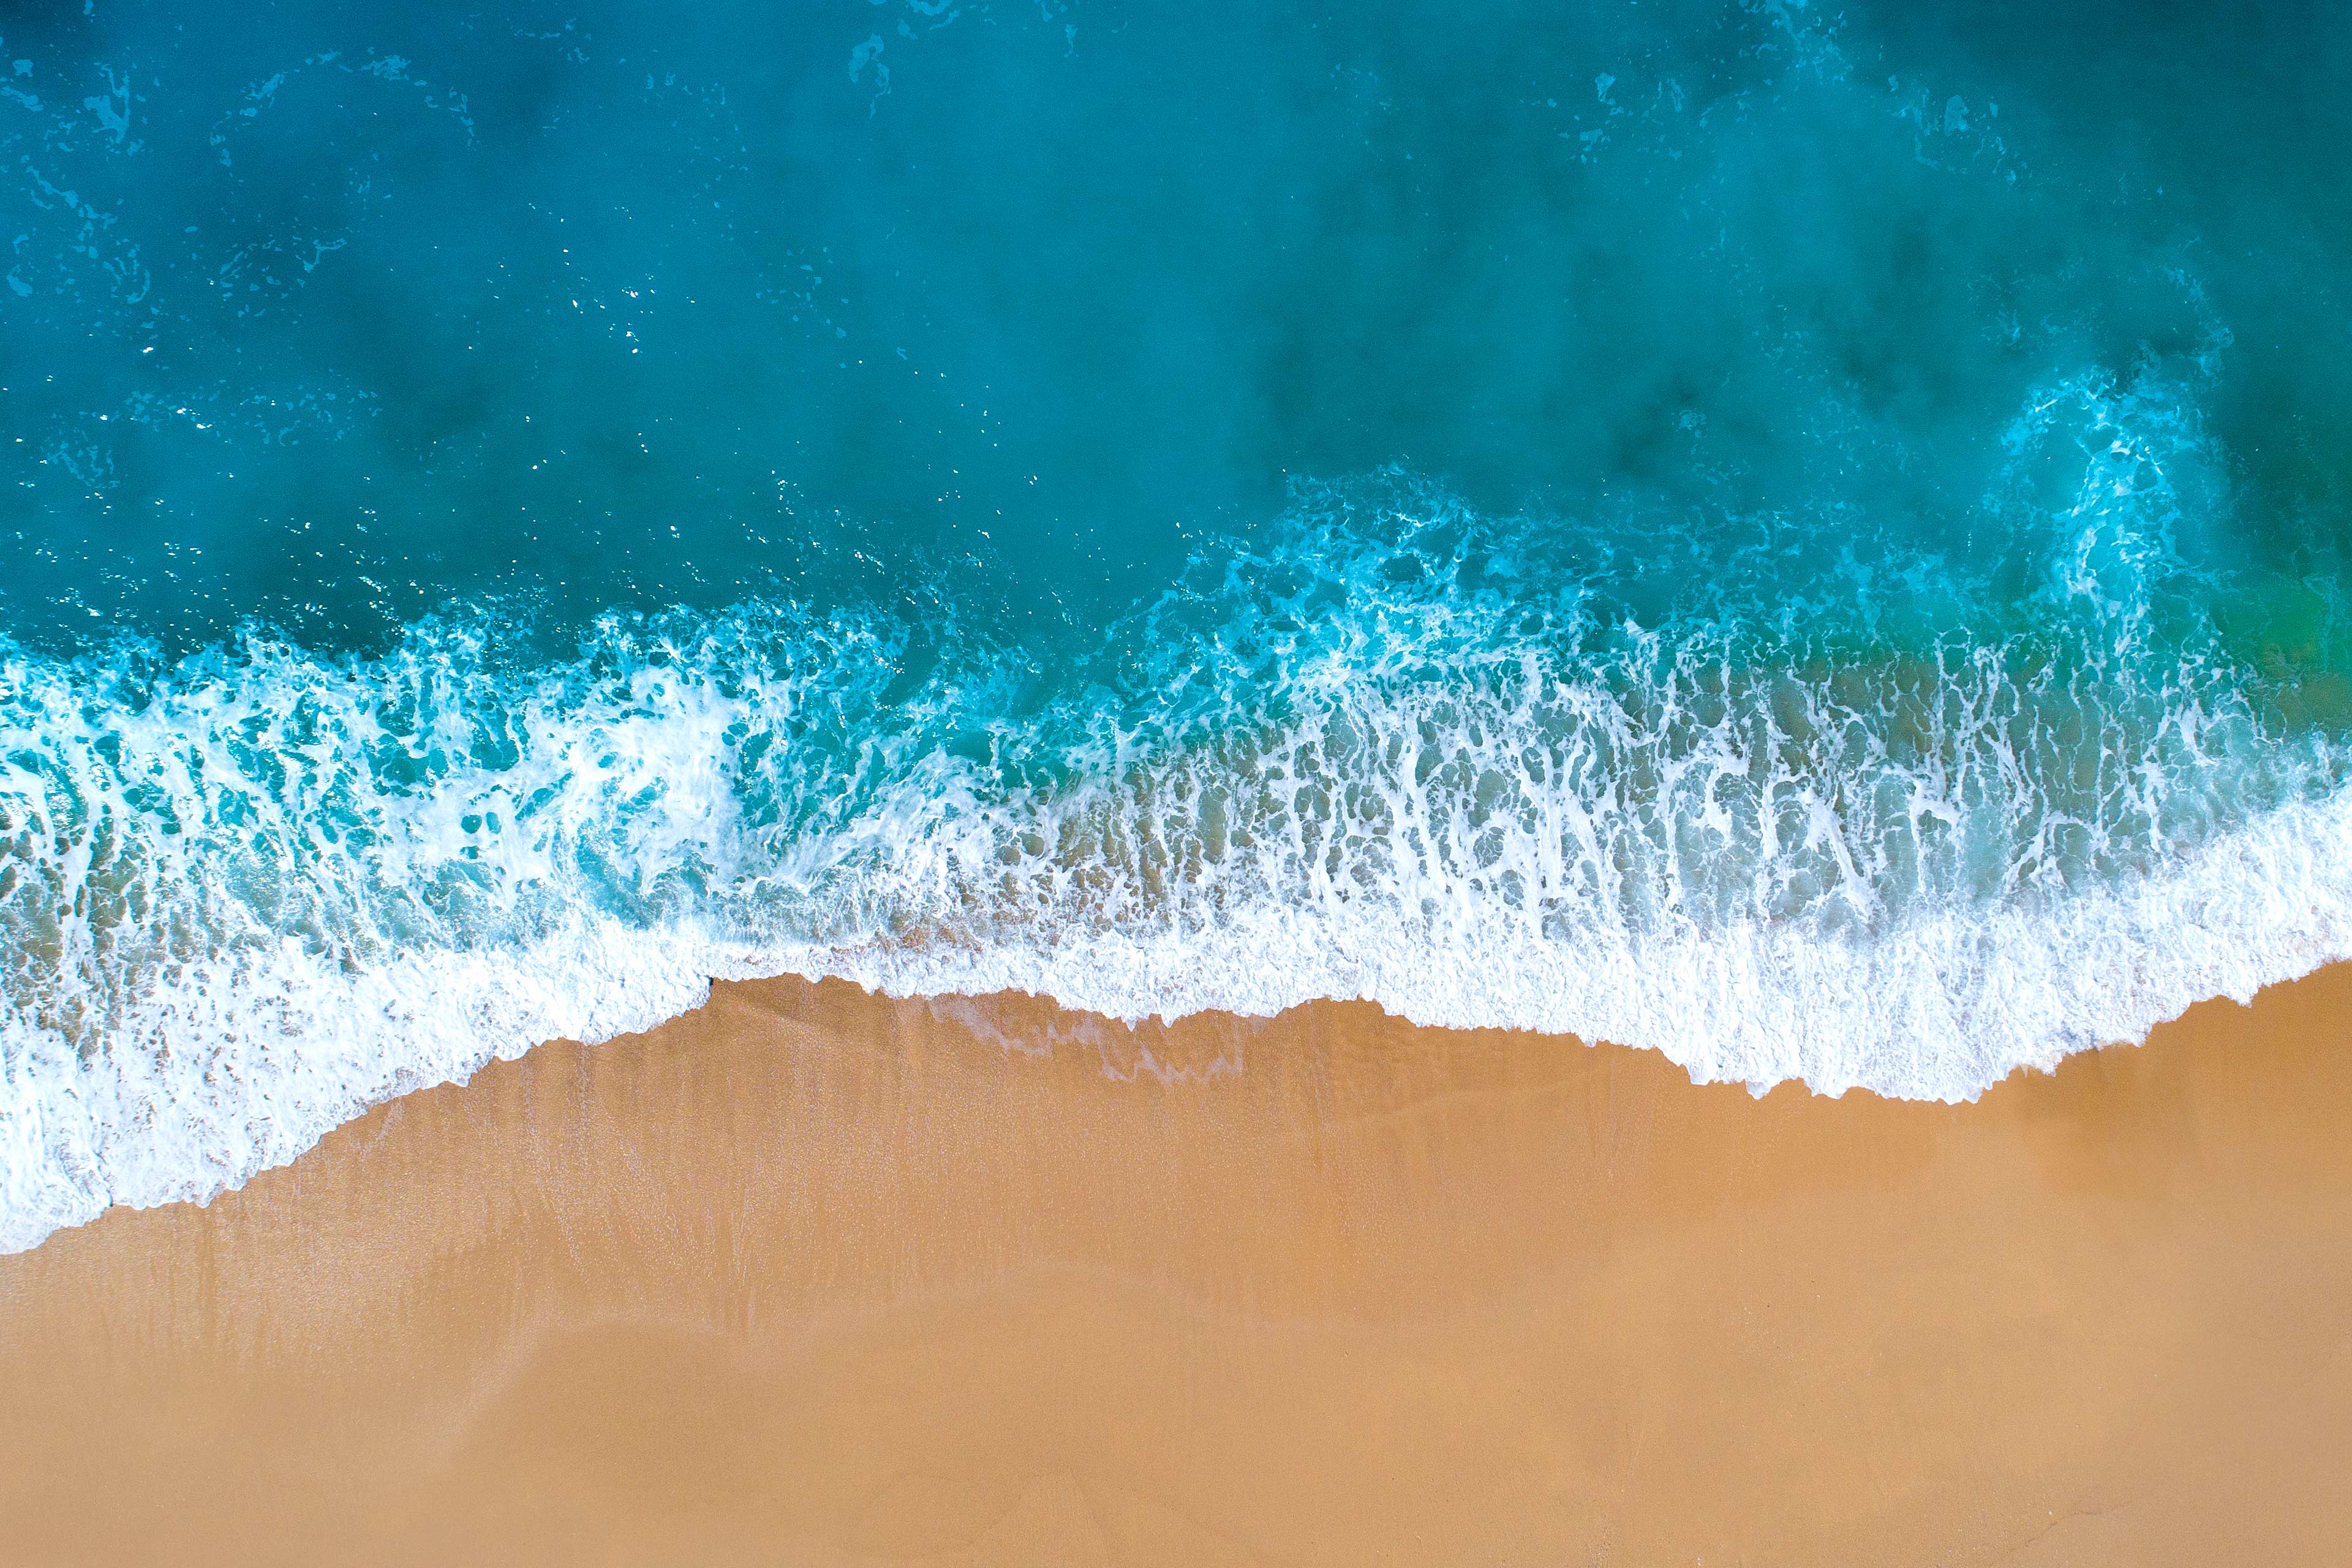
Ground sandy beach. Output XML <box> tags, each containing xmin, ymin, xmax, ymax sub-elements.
<box><xmin>4</xmin><ymin>970</ymin><xmax>2350</xmax><ymax>1565</ymax></box>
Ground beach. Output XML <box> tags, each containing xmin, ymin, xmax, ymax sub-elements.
<box><xmin>4</xmin><ymin>970</ymin><xmax>2348</xmax><ymax>1566</ymax></box>
<box><xmin>10</xmin><ymin>2</ymin><xmax>2352</xmax><ymax>1562</ymax></box>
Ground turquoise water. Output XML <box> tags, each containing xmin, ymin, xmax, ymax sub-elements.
<box><xmin>4</xmin><ymin>0</ymin><xmax>2351</xmax><ymax>1248</ymax></box>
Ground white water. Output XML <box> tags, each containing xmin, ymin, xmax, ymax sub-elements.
<box><xmin>4</xmin><ymin>616</ymin><xmax>2346</xmax><ymax>1253</ymax></box>
<box><xmin>7</xmin><ymin>760</ymin><xmax>2351</xmax><ymax>1255</ymax></box>
<box><xmin>5</xmin><ymin>360</ymin><xmax>2345</xmax><ymax>1253</ymax></box>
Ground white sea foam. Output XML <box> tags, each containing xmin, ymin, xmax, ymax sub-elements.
<box><xmin>6</xmin><ymin>726</ymin><xmax>2351</xmax><ymax>1256</ymax></box>
<box><xmin>2</xmin><ymin>565</ymin><xmax>2346</xmax><ymax>1253</ymax></box>
<box><xmin>3</xmin><ymin>362</ymin><xmax>2344</xmax><ymax>1252</ymax></box>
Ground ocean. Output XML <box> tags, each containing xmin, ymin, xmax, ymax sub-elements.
<box><xmin>4</xmin><ymin>0</ymin><xmax>2350</xmax><ymax>1251</ymax></box>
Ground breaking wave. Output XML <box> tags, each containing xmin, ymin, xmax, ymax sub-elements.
<box><xmin>5</xmin><ymin>356</ymin><xmax>2350</xmax><ymax>1252</ymax></box>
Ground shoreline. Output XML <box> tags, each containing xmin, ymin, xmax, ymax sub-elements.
<box><xmin>4</xmin><ymin>968</ymin><xmax>2351</xmax><ymax>1562</ymax></box>
<box><xmin>22</xmin><ymin>772</ymin><xmax>2352</xmax><ymax>1256</ymax></box>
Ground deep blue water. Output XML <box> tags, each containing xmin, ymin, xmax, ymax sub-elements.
<box><xmin>4</xmin><ymin>0</ymin><xmax>2352</xmax><ymax>1248</ymax></box>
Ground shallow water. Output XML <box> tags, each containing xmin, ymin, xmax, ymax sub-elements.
<box><xmin>4</xmin><ymin>0</ymin><xmax>2351</xmax><ymax>1248</ymax></box>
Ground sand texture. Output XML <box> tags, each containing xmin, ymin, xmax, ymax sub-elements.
<box><xmin>5</xmin><ymin>970</ymin><xmax>2351</xmax><ymax>1565</ymax></box>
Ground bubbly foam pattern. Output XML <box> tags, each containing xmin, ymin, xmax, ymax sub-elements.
<box><xmin>5</xmin><ymin>360</ymin><xmax>2348</xmax><ymax>1252</ymax></box>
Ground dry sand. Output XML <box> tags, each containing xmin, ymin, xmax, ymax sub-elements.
<box><xmin>4</xmin><ymin>968</ymin><xmax>2351</xmax><ymax>1565</ymax></box>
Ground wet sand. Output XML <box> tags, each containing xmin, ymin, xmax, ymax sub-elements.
<box><xmin>4</xmin><ymin>970</ymin><xmax>2351</xmax><ymax>1566</ymax></box>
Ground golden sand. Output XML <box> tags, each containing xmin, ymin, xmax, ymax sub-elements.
<box><xmin>4</xmin><ymin>969</ymin><xmax>2351</xmax><ymax>1565</ymax></box>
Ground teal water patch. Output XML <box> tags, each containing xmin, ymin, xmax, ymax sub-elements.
<box><xmin>7</xmin><ymin>1</ymin><xmax>2348</xmax><ymax>650</ymax></box>
<box><xmin>4</xmin><ymin>0</ymin><xmax>2352</xmax><ymax>1246</ymax></box>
